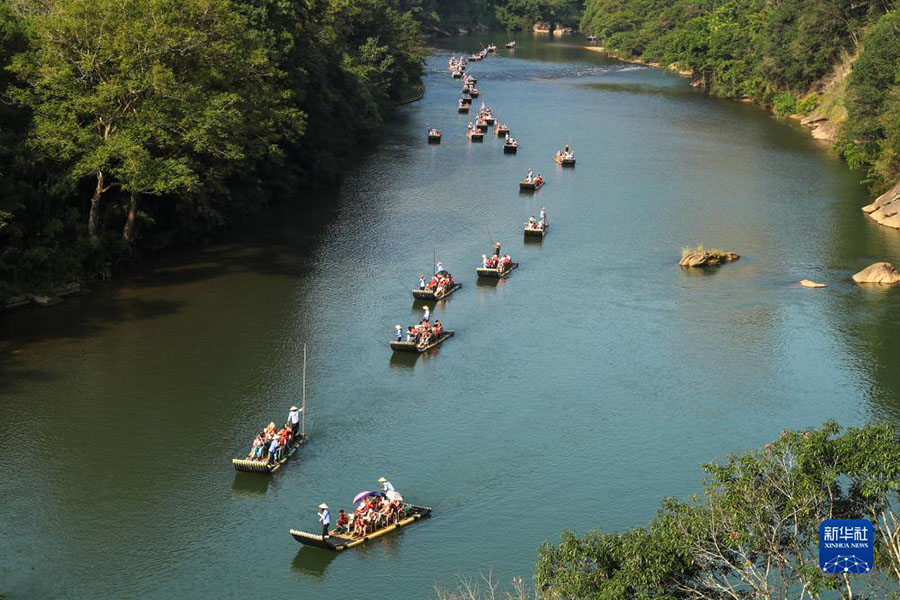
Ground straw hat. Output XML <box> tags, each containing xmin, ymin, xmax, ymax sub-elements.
<box><xmin>423</xmin><ymin>306</ymin><xmax>429</xmax><ymax>311</ymax></box>
<box><xmin>494</xmin><ymin>242</ymin><xmax>501</xmax><ymax>247</ymax></box>
<box><xmin>318</xmin><ymin>503</ymin><xmax>328</xmax><ymax>509</ymax></box>
<box><xmin>290</xmin><ymin>405</ymin><xmax>298</xmax><ymax>411</ymax></box>
<box><xmin>395</xmin><ymin>324</ymin><xmax>402</xmax><ymax>330</ymax></box>
<box><xmin>378</xmin><ymin>477</ymin><xmax>387</xmax><ymax>483</ymax></box>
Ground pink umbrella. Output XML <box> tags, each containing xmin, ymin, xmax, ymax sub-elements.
<box><xmin>386</xmin><ymin>490</ymin><xmax>403</xmax><ymax>502</ymax></box>
<box><xmin>352</xmin><ymin>490</ymin><xmax>384</xmax><ymax>504</ymax></box>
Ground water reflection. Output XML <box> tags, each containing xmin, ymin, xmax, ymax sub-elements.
<box><xmin>291</xmin><ymin>547</ymin><xmax>338</xmax><ymax>577</ymax></box>
<box><xmin>231</xmin><ymin>473</ymin><xmax>272</xmax><ymax>498</ymax></box>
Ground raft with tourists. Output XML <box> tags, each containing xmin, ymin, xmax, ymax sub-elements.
<box><xmin>458</xmin><ymin>100</ymin><xmax>470</xmax><ymax>113</ymax></box>
<box><xmin>504</xmin><ymin>137</ymin><xmax>518</xmax><ymax>153</ymax></box>
<box><xmin>231</xmin><ymin>345</ymin><xmax>310</xmax><ymax>474</ymax></box>
<box><xmin>291</xmin><ymin>486</ymin><xmax>431</xmax><ymax>552</ymax></box>
<box><xmin>554</xmin><ymin>146</ymin><xmax>575</xmax><ymax>166</ymax></box>
<box><xmin>468</xmin><ymin>127</ymin><xmax>484</xmax><ymax>141</ymax></box>
<box><xmin>412</xmin><ymin>267</ymin><xmax>461</xmax><ymax>301</ymax></box>
<box><xmin>496</xmin><ymin>123</ymin><xmax>510</xmax><ymax>137</ymax></box>
<box><xmin>505</xmin><ymin>41</ymin><xmax>516</xmax><ymax>49</ymax></box>
<box><xmin>524</xmin><ymin>210</ymin><xmax>549</xmax><ymax>238</ymax></box>
<box><xmin>392</xmin><ymin>305</ymin><xmax>453</xmax><ymax>353</ymax></box>
<box><xmin>427</xmin><ymin>128</ymin><xmax>442</xmax><ymax>143</ymax></box>
<box><xmin>477</xmin><ymin>244</ymin><xmax>517</xmax><ymax>279</ymax></box>
<box><xmin>519</xmin><ymin>170</ymin><xmax>544</xmax><ymax>190</ymax></box>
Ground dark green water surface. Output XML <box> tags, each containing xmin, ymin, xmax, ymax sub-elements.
<box><xmin>2</xmin><ymin>34</ymin><xmax>900</xmax><ymax>599</ymax></box>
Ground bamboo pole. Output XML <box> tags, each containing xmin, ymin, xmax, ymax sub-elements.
<box><xmin>301</xmin><ymin>343</ymin><xmax>307</xmax><ymax>438</ymax></box>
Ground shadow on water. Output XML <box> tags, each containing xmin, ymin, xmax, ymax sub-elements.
<box><xmin>291</xmin><ymin>547</ymin><xmax>338</xmax><ymax>577</ymax></box>
<box><xmin>523</xmin><ymin>235</ymin><xmax>545</xmax><ymax>246</ymax></box>
<box><xmin>389</xmin><ymin>352</ymin><xmax>419</xmax><ymax>370</ymax></box>
<box><xmin>231</xmin><ymin>473</ymin><xmax>272</xmax><ymax>499</ymax></box>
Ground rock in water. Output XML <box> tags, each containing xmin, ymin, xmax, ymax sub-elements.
<box><xmin>799</xmin><ymin>279</ymin><xmax>826</xmax><ymax>288</ymax></box>
<box><xmin>852</xmin><ymin>262</ymin><xmax>900</xmax><ymax>285</ymax></box>
<box><xmin>678</xmin><ymin>250</ymin><xmax>740</xmax><ymax>267</ymax></box>
<box><xmin>862</xmin><ymin>182</ymin><xmax>900</xmax><ymax>229</ymax></box>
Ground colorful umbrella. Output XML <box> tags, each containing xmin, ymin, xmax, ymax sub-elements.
<box><xmin>352</xmin><ymin>490</ymin><xmax>384</xmax><ymax>504</ymax></box>
<box><xmin>386</xmin><ymin>490</ymin><xmax>403</xmax><ymax>502</ymax></box>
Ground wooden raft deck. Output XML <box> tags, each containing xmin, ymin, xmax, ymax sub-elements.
<box><xmin>290</xmin><ymin>505</ymin><xmax>432</xmax><ymax>551</ymax></box>
<box><xmin>411</xmin><ymin>283</ymin><xmax>462</xmax><ymax>300</ymax></box>
<box><xmin>390</xmin><ymin>331</ymin><xmax>454</xmax><ymax>353</ymax></box>
<box><xmin>232</xmin><ymin>436</ymin><xmax>307</xmax><ymax>474</ymax></box>
<box><xmin>476</xmin><ymin>263</ymin><xmax>518</xmax><ymax>279</ymax></box>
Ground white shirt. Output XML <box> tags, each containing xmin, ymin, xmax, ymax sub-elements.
<box><xmin>435</xmin><ymin>262</ymin><xmax>443</xmax><ymax>274</ymax></box>
<box><xmin>288</xmin><ymin>409</ymin><xmax>301</xmax><ymax>425</ymax></box>
<box><xmin>423</xmin><ymin>309</ymin><xmax>430</xmax><ymax>321</ymax></box>
<box><xmin>382</xmin><ymin>481</ymin><xmax>395</xmax><ymax>493</ymax></box>
<box><xmin>319</xmin><ymin>509</ymin><xmax>330</xmax><ymax>525</ymax></box>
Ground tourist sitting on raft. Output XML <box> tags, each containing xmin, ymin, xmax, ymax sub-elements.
<box><xmin>418</xmin><ymin>269</ymin><xmax>455</xmax><ymax>296</ymax></box>
<box><xmin>505</xmin><ymin>134</ymin><xmax>517</xmax><ymax>145</ymax></box>
<box><xmin>427</xmin><ymin>128</ymin><xmax>440</xmax><ymax>137</ymax></box>
<box><xmin>556</xmin><ymin>145</ymin><xmax>574</xmax><ymax>160</ymax></box>
<box><xmin>399</xmin><ymin>308</ymin><xmax>445</xmax><ymax>348</ymax></box>
<box><xmin>481</xmin><ymin>243</ymin><xmax>513</xmax><ymax>271</ymax></box>
<box><xmin>245</xmin><ymin>408</ymin><xmax>302</xmax><ymax>464</ymax></box>
<box><xmin>526</xmin><ymin>212</ymin><xmax>547</xmax><ymax>231</ymax></box>
<box><xmin>523</xmin><ymin>169</ymin><xmax>543</xmax><ymax>185</ymax></box>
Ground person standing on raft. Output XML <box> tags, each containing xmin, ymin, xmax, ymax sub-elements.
<box><xmin>378</xmin><ymin>477</ymin><xmax>395</xmax><ymax>494</ymax></box>
<box><xmin>288</xmin><ymin>405</ymin><xmax>302</xmax><ymax>437</ymax></box>
<box><xmin>318</xmin><ymin>503</ymin><xmax>331</xmax><ymax>537</ymax></box>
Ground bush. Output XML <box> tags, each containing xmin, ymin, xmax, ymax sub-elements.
<box><xmin>772</xmin><ymin>91</ymin><xmax>797</xmax><ymax>115</ymax></box>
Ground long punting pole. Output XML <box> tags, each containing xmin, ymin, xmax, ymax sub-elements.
<box><xmin>301</xmin><ymin>343</ymin><xmax>307</xmax><ymax>438</ymax></box>
<box><xmin>432</xmin><ymin>228</ymin><xmax>436</xmax><ymax>274</ymax></box>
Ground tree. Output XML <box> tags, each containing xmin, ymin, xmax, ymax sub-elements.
<box><xmin>9</xmin><ymin>0</ymin><xmax>299</xmax><ymax>241</ymax></box>
<box><xmin>536</xmin><ymin>422</ymin><xmax>900</xmax><ymax>599</ymax></box>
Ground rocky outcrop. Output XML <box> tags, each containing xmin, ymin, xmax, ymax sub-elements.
<box><xmin>533</xmin><ymin>22</ymin><xmax>551</xmax><ymax>33</ymax></box>
<box><xmin>852</xmin><ymin>262</ymin><xmax>900</xmax><ymax>285</ymax></box>
<box><xmin>799</xmin><ymin>279</ymin><xmax>827</xmax><ymax>288</ymax></box>
<box><xmin>679</xmin><ymin>250</ymin><xmax>740</xmax><ymax>267</ymax></box>
<box><xmin>862</xmin><ymin>181</ymin><xmax>900</xmax><ymax>230</ymax></box>
<box><xmin>800</xmin><ymin>114</ymin><xmax>838</xmax><ymax>141</ymax></box>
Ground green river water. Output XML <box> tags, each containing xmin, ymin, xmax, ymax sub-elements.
<box><xmin>2</xmin><ymin>34</ymin><xmax>900</xmax><ymax>599</ymax></box>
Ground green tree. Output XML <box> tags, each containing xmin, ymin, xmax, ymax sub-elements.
<box><xmin>536</xmin><ymin>422</ymin><xmax>900</xmax><ymax>599</ymax></box>
<box><xmin>9</xmin><ymin>0</ymin><xmax>298</xmax><ymax>241</ymax></box>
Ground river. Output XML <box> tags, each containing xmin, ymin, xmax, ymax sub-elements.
<box><xmin>2</xmin><ymin>33</ymin><xmax>899</xmax><ymax>599</ymax></box>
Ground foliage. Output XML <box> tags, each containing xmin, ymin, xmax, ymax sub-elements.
<box><xmin>535</xmin><ymin>422</ymin><xmax>900</xmax><ymax>599</ymax></box>
<box><xmin>0</xmin><ymin>0</ymin><xmax>426</xmax><ymax>293</ymax></box>
<box><xmin>580</xmin><ymin>0</ymin><xmax>899</xmax><ymax>193</ymax></box>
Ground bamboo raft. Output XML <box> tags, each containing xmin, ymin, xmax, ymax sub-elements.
<box><xmin>475</xmin><ymin>121</ymin><xmax>489</xmax><ymax>132</ymax></box>
<box><xmin>519</xmin><ymin>180</ymin><xmax>544</xmax><ymax>191</ymax></box>
<box><xmin>232</xmin><ymin>435</ymin><xmax>307</xmax><ymax>474</ymax></box>
<box><xmin>461</xmin><ymin>95</ymin><xmax>473</xmax><ymax>105</ymax></box>
<box><xmin>290</xmin><ymin>505</ymin><xmax>432</xmax><ymax>552</ymax></box>
<box><xmin>524</xmin><ymin>223</ymin><xmax>548</xmax><ymax>238</ymax></box>
<box><xmin>504</xmin><ymin>141</ymin><xmax>518</xmax><ymax>153</ymax></box>
<box><xmin>476</xmin><ymin>263</ymin><xmax>518</xmax><ymax>279</ymax></box>
<box><xmin>469</xmin><ymin>88</ymin><xmax>480</xmax><ymax>97</ymax></box>
<box><xmin>428</xmin><ymin>133</ymin><xmax>442</xmax><ymax>143</ymax></box>
<box><xmin>483</xmin><ymin>116</ymin><xmax>495</xmax><ymax>125</ymax></box>
<box><xmin>390</xmin><ymin>331</ymin><xmax>454</xmax><ymax>353</ymax></box>
<box><xmin>468</xmin><ymin>130</ymin><xmax>483</xmax><ymax>141</ymax></box>
<box><xmin>496</xmin><ymin>126</ymin><xmax>509</xmax><ymax>137</ymax></box>
<box><xmin>555</xmin><ymin>155</ymin><xmax>576</xmax><ymax>166</ymax></box>
<box><xmin>411</xmin><ymin>283</ymin><xmax>462</xmax><ymax>300</ymax></box>
<box><xmin>458</xmin><ymin>104</ymin><xmax>470</xmax><ymax>113</ymax></box>
<box><xmin>452</xmin><ymin>71</ymin><xmax>463</xmax><ymax>78</ymax></box>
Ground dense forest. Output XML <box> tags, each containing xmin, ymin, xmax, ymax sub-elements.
<box><xmin>580</xmin><ymin>0</ymin><xmax>900</xmax><ymax>195</ymax></box>
<box><xmin>0</xmin><ymin>0</ymin><xmax>426</xmax><ymax>294</ymax></box>
<box><xmin>413</xmin><ymin>0</ymin><xmax>583</xmax><ymax>33</ymax></box>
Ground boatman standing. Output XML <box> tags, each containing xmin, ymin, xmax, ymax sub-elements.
<box><xmin>419</xmin><ymin>274</ymin><xmax>426</xmax><ymax>290</ymax></box>
<box><xmin>318</xmin><ymin>503</ymin><xmax>331</xmax><ymax>537</ymax></box>
<box><xmin>435</xmin><ymin>261</ymin><xmax>444</xmax><ymax>274</ymax></box>
<box><xmin>422</xmin><ymin>306</ymin><xmax>431</xmax><ymax>323</ymax></box>
<box><xmin>288</xmin><ymin>405</ymin><xmax>302</xmax><ymax>437</ymax></box>
<box><xmin>540</xmin><ymin>206</ymin><xmax>546</xmax><ymax>222</ymax></box>
<box><xmin>395</xmin><ymin>324</ymin><xmax>403</xmax><ymax>342</ymax></box>
<box><xmin>378</xmin><ymin>477</ymin><xmax>395</xmax><ymax>494</ymax></box>
<box><xmin>493</xmin><ymin>243</ymin><xmax>501</xmax><ymax>258</ymax></box>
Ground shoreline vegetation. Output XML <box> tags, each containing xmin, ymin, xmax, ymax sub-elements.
<box><xmin>579</xmin><ymin>0</ymin><xmax>900</xmax><ymax>230</ymax></box>
<box><xmin>439</xmin><ymin>422</ymin><xmax>900</xmax><ymax>599</ymax></box>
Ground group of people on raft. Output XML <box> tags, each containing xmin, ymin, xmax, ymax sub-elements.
<box><xmin>523</xmin><ymin>169</ymin><xmax>544</xmax><ymax>185</ymax></box>
<box><xmin>526</xmin><ymin>207</ymin><xmax>548</xmax><ymax>231</ymax></box>
<box><xmin>555</xmin><ymin>145</ymin><xmax>575</xmax><ymax>161</ymax></box>
<box><xmin>395</xmin><ymin>304</ymin><xmax>446</xmax><ymax>348</ymax></box>
<box><xmin>316</xmin><ymin>478</ymin><xmax>406</xmax><ymax>538</ymax></box>
<box><xmin>245</xmin><ymin>405</ymin><xmax>303</xmax><ymax>464</ymax></box>
<box><xmin>419</xmin><ymin>265</ymin><xmax>455</xmax><ymax>297</ymax></box>
<box><xmin>481</xmin><ymin>242</ymin><xmax>514</xmax><ymax>271</ymax></box>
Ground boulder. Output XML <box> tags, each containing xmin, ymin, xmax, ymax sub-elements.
<box><xmin>30</xmin><ymin>294</ymin><xmax>64</xmax><ymax>307</ymax></box>
<box><xmin>852</xmin><ymin>262</ymin><xmax>900</xmax><ymax>285</ymax></box>
<box><xmin>862</xmin><ymin>181</ymin><xmax>900</xmax><ymax>229</ymax></box>
<box><xmin>533</xmin><ymin>21</ymin><xmax>551</xmax><ymax>33</ymax></box>
<box><xmin>678</xmin><ymin>250</ymin><xmax>740</xmax><ymax>268</ymax></box>
<box><xmin>799</xmin><ymin>279</ymin><xmax>826</xmax><ymax>288</ymax></box>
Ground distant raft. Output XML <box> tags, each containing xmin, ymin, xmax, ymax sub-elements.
<box><xmin>468</xmin><ymin>129</ymin><xmax>484</xmax><ymax>141</ymax></box>
<box><xmin>476</xmin><ymin>263</ymin><xmax>518</xmax><ymax>279</ymax></box>
<box><xmin>504</xmin><ymin>139</ymin><xmax>518</xmax><ymax>153</ymax></box>
<box><xmin>519</xmin><ymin>179</ymin><xmax>544</xmax><ymax>191</ymax></box>
<box><xmin>232</xmin><ymin>436</ymin><xmax>307</xmax><ymax>474</ymax></box>
<box><xmin>390</xmin><ymin>331</ymin><xmax>454</xmax><ymax>353</ymax></box>
<box><xmin>412</xmin><ymin>283</ymin><xmax>462</xmax><ymax>300</ymax></box>
<box><xmin>496</xmin><ymin>125</ymin><xmax>510</xmax><ymax>137</ymax></box>
<box><xmin>290</xmin><ymin>504</ymin><xmax>432</xmax><ymax>552</ymax></box>
<box><xmin>554</xmin><ymin>153</ymin><xmax>576</xmax><ymax>166</ymax></box>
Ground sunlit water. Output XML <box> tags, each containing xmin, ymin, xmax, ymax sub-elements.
<box><xmin>2</xmin><ymin>33</ymin><xmax>899</xmax><ymax>599</ymax></box>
